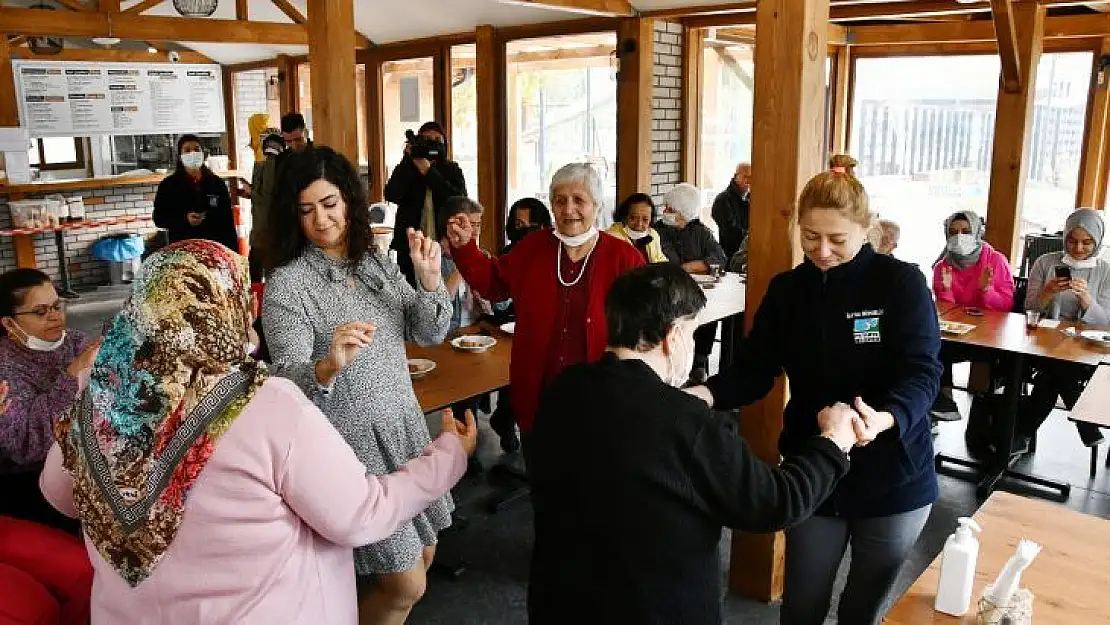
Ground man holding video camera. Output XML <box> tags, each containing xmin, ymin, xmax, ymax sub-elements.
<box><xmin>385</xmin><ymin>121</ymin><xmax>468</xmax><ymax>286</ymax></box>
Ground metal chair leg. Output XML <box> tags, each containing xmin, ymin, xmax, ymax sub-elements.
<box><xmin>1091</xmin><ymin>447</ymin><xmax>1098</xmax><ymax>480</ymax></box>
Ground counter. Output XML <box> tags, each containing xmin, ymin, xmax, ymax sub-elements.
<box><xmin>0</xmin><ymin>170</ymin><xmax>242</xmax><ymax>292</ymax></box>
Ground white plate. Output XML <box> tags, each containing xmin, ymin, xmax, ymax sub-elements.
<box><xmin>500</xmin><ymin>322</ymin><xmax>516</xmax><ymax>335</ymax></box>
<box><xmin>407</xmin><ymin>358</ymin><xmax>436</xmax><ymax>379</ymax></box>
<box><xmin>1079</xmin><ymin>329</ymin><xmax>1110</xmax><ymax>348</ymax></box>
<box><xmin>450</xmin><ymin>335</ymin><xmax>497</xmax><ymax>352</ymax></box>
<box><xmin>691</xmin><ymin>274</ymin><xmax>716</xmax><ymax>284</ymax></box>
<box><xmin>939</xmin><ymin>320</ymin><xmax>976</xmax><ymax>336</ymax></box>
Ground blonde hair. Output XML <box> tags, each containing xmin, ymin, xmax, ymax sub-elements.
<box><xmin>797</xmin><ymin>154</ymin><xmax>872</xmax><ymax>229</ymax></box>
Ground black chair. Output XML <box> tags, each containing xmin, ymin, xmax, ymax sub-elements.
<box><xmin>1019</xmin><ymin>233</ymin><xmax>1063</xmax><ymax>278</ymax></box>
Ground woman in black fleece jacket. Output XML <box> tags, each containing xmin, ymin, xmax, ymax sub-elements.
<box><xmin>528</xmin><ymin>263</ymin><xmax>858</xmax><ymax>625</ymax></box>
<box><xmin>692</xmin><ymin>155</ymin><xmax>943</xmax><ymax>625</ymax></box>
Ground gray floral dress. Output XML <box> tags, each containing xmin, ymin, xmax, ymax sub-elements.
<box><xmin>262</xmin><ymin>245</ymin><xmax>453</xmax><ymax>575</ymax></box>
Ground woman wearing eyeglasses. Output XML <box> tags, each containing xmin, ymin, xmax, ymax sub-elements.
<box><xmin>0</xmin><ymin>269</ymin><xmax>101</xmax><ymax>532</ymax></box>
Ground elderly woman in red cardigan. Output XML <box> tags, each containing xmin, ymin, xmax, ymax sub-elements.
<box><xmin>446</xmin><ymin>163</ymin><xmax>644</xmax><ymax>459</ymax></box>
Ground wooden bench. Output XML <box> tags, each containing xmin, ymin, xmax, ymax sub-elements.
<box><xmin>1069</xmin><ymin>364</ymin><xmax>1110</xmax><ymax>479</ymax></box>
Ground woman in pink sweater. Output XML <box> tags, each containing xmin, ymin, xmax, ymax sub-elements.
<box><xmin>930</xmin><ymin>210</ymin><xmax>1015</xmax><ymax>421</ymax></box>
<box><xmin>39</xmin><ymin>240</ymin><xmax>475</xmax><ymax>625</ymax></box>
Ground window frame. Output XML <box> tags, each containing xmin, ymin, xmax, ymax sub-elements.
<box><xmin>30</xmin><ymin>137</ymin><xmax>86</xmax><ymax>171</ymax></box>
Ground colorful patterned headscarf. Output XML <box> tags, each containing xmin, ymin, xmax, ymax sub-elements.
<box><xmin>55</xmin><ymin>240</ymin><xmax>267</xmax><ymax>586</ymax></box>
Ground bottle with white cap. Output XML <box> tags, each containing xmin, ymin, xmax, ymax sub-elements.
<box><xmin>934</xmin><ymin>516</ymin><xmax>982</xmax><ymax>616</ymax></box>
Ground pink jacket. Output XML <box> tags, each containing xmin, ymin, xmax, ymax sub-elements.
<box><xmin>932</xmin><ymin>241</ymin><xmax>1015</xmax><ymax>311</ymax></box>
<box><xmin>40</xmin><ymin>378</ymin><xmax>467</xmax><ymax>625</ymax></box>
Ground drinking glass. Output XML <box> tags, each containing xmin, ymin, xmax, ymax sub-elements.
<box><xmin>1025</xmin><ymin>310</ymin><xmax>1041</xmax><ymax>330</ymax></box>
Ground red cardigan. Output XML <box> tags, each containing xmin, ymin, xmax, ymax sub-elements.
<box><xmin>451</xmin><ymin>229</ymin><xmax>645</xmax><ymax>431</ymax></box>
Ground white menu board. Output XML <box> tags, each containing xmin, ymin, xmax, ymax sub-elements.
<box><xmin>11</xmin><ymin>60</ymin><xmax>226</xmax><ymax>137</ymax></box>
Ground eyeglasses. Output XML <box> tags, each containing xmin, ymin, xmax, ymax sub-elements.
<box><xmin>13</xmin><ymin>300</ymin><xmax>66</xmax><ymax>317</ymax></box>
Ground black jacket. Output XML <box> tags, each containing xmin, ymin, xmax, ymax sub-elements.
<box><xmin>152</xmin><ymin>168</ymin><xmax>238</xmax><ymax>251</ymax></box>
<box><xmin>711</xmin><ymin>183</ymin><xmax>750</xmax><ymax>258</ymax></box>
<box><xmin>528</xmin><ymin>354</ymin><xmax>850</xmax><ymax>625</ymax></box>
<box><xmin>658</xmin><ymin>219</ymin><xmax>727</xmax><ymax>267</ymax></box>
<box><xmin>384</xmin><ymin>156</ymin><xmax>467</xmax><ymax>247</ymax></box>
<box><xmin>707</xmin><ymin>245</ymin><xmax>942</xmax><ymax>518</ymax></box>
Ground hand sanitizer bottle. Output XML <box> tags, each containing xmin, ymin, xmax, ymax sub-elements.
<box><xmin>935</xmin><ymin>517</ymin><xmax>982</xmax><ymax>616</ymax></box>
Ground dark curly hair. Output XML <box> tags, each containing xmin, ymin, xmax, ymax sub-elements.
<box><xmin>261</xmin><ymin>146</ymin><xmax>371</xmax><ymax>272</ymax></box>
<box><xmin>0</xmin><ymin>268</ymin><xmax>52</xmax><ymax>337</ymax></box>
<box><xmin>613</xmin><ymin>193</ymin><xmax>657</xmax><ymax>224</ymax></box>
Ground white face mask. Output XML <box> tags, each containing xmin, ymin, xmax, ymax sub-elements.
<box><xmin>10</xmin><ymin>320</ymin><xmax>66</xmax><ymax>352</ymax></box>
<box><xmin>181</xmin><ymin>152</ymin><xmax>205</xmax><ymax>170</ymax></box>
<box><xmin>553</xmin><ymin>226</ymin><xmax>598</xmax><ymax>248</ymax></box>
<box><xmin>665</xmin><ymin>325</ymin><xmax>696</xmax><ymax>388</ymax></box>
<box><xmin>625</xmin><ymin>225</ymin><xmax>649</xmax><ymax>241</ymax></box>
<box><xmin>661</xmin><ymin>213</ymin><xmax>678</xmax><ymax>227</ymax></box>
<box><xmin>946</xmin><ymin>233</ymin><xmax>977</xmax><ymax>256</ymax></box>
<box><xmin>1062</xmin><ymin>253</ymin><xmax>1098</xmax><ymax>270</ymax></box>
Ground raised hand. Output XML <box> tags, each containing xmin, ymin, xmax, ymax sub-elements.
<box><xmin>445</xmin><ymin>215</ymin><xmax>473</xmax><ymax>249</ymax></box>
<box><xmin>66</xmin><ymin>337</ymin><xmax>103</xmax><ymax>378</ymax></box>
<box><xmin>186</xmin><ymin>212</ymin><xmax>206</xmax><ymax>227</ymax></box>
<box><xmin>851</xmin><ymin>396</ymin><xmax>897</xmax><ymax>446</ymax></box>
<box><xmin>940</xmin><ymin>266</ymin><xmax>954</xmax><ymax>291</ymax></box>
<box><xmin>413</xmin><ymin>158</ymin><xmax>432</xmax><ymax>175</ymax></box>
<box><xmin>316</xmin><ymin>322</ymin><xmax>376</xmax><ymax>386</ymax></box>
<box><xmin>0</xmin><ymin>380</ymin><xmax>9</xmax><ymax>416</ymax></box>
<box><xmin>979</xmin><ymin>264</ymin><xmax>994</xmax><ymax>291</ymax></box>
<box><xmin>440</xmin><ymin>409</ymin><xmax>479</xmax><ymax>456</ymax></box>
<box><xmin>407</xmin><ymin>228</ymin><xmax>443</xmax><ymax>292</ymax></box>
<box><xmin>817</xmin><ymin>402</ymin><xmax>860</xmax><ymax>452</ymax></box>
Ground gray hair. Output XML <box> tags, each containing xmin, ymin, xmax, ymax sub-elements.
<box><xmin>549</xmin><ymin>162</ymin><xmax>605</xmax><ymax>211</ymax></box>
<box><xmin>879</xmin><ymin>219</ymin><xmax>901</xmax><ymax>244</ymax></box>
<box><xmin>663</xmin><ymin>183</ymin><xmax>702</xmax><ymax>222</ymax></box>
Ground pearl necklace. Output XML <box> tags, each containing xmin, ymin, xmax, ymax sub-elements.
<box><xmin>557</xmin><ymin>240</ymin><xmax>596</xmax><ymax>287</ymax></box>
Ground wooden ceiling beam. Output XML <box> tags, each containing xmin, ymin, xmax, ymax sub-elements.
<box><xmin>13</xmin><ymin>43</ymin><xmax>214</xmax><ymax>64</ymax></box>
<box><xmin>848</xmin><ymin>13</ymin><xmax>1110</xmax><ymax>45</ymax></box>
<box><xmin>55</xmin><ymin>0</ymin><xmax>95</xmax><ymax>11</ymax></box>
<box><xmin>642</xmin><ymin>1</ymin><xmax>753</xmax><ymax>19</ymax></box>
<box><xmin>992</xmin><ymin>0</ymin><xmax>1023</xmax><ymax>93</ymax></box>
<box><xmin>122</xmin><ymin>0</ymin><xmax>165</xmax><ymax>15</ymax></box>
<box><xmin>496</xmin><ymin>0</ymin><xmax>633</xmax><ymax>18</ymax></box>
<box><xmin>268</xmin><ymin>0</ymin><xmax>372</xmax><ymax>48</ymax></box>
<box><xmin>0</xmin><ymin>7</ymin><xmax>310</xmax><ymax>44</ymax></box>
<box><xmin>236</xmin><ymin>0</ymin><xmax>248</xmax><ymax>20</ymax></box>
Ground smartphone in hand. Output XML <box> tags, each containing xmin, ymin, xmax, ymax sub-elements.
<box><xmin>1054</xmin><ymin>265</ymin><xmax>1072</xmax><ymax>280</ymax></box>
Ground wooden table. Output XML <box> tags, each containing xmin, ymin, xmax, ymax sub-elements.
<box><xmin>936</xmin><ymin>308</ymin><xmax>1110</xmax><ymax>498</ymax></box>
<box><xmin>406</xmin><ymin>330</ymin><xmax>513</xmax><ymax>414</ymax></box>
<box><xmin>886</xmin><ymin>491</ymin><xmax>1110</xmax><ymax>624</ymax></box>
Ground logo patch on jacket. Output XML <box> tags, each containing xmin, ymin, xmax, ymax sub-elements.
<box><xmin>847</xmin><ymin>309</ymin><xmax>884</xmax><ymax>344</ymax></box>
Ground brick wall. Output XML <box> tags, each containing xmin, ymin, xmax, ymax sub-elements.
<box><xmin>0</xmin><ymin>184</ymin><xmax>160</xmax><ymax>288</ymax></box>
<box><xmin>651</xmin><ymin>20</ymin><xmax>684</xmax><ymax>202</ymax></box>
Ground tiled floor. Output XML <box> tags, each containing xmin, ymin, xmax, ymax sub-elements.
<box><xmin>66</xmin><ymin>296</ymin><xmax>1110</xmax><ymax>624</ymax></box>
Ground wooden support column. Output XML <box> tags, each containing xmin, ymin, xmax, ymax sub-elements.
<box><xmin>476</xmin><ymin>25</ymin><xmax>506</xmax><ymax>251</ymax></box>
<box><xmin>991</xmin><ymin>0</ymin><xmax>1023</xmax><ymax>93</ymax></box>
<box><xmin>984</xmin><ymin>2</ymin><xmax>1044</xmax><ymax>263</ymax></box>
<box><xmin>306</xmin><ymin>0</ymin><xmax>358</xmax><ymax>163</ymax></box>
<box><xmin>732</xmin><ymin>0</ymin><xmax>828</xmax><ymax>602</ymax></box>
<box><xmin>276</xmin><ymin>55</ymin><xmax>297</xmax><ymax>116</ymax></box>
<box><xmin>681</xmin><ymin>26</ymin><xmax>703</xmax><ymax>183</ymax></box>
<box><xmin>830</xmin><ymin>44</ymin><xmax>852</xmax><ymax>155</ymax></box>
<box><xmin>1077</xmin><ymin>38</ymin><xmax>1110</xmax><ymax>208</ymax></box>
<box><xmin>615</xmin><ymin>17</ymin><xmax>654</xmax><ymax>204</ymax></box>
<box><xmin>0</xmin><ymin>33</ymin><xmax>18</xmax><ymax>128</ymax></box>
<box><xmin>365</xmin><ymin>53</ymin><xmax>386</xmax><ymax>202</ymax></box>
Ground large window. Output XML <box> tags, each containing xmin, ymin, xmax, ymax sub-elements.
<box><xmin>231</xmin><ymin>68</ymin><xmax>282</xmax><ymax>177</ymax></box>
<box><xmin>850</xmin><ymin>52</ymin><xmax>1091</xmax><ymax>274</ymax></box>
<box><xmin>381</xmin><ymin>56</ymin><xmax>435</xmax><ymax>180</ymax></box>
<box><xmin>697</xmin><ymin>37</ymin><xmax>832</xmax><ymax>207</ymax></box>
<box><xmin>506</xmin><ymin>33</ymin><xmax>617</xmax><ymax>229</ymax></box>
<box><xmin>296</xmin><ymin>63</ymin><xmax>370</xmax><ymax>166</ymax></box>
<box><xmin>451</xmin><ymin>45</ymin><xmax>479</xmax><ymax>200</ymax></box>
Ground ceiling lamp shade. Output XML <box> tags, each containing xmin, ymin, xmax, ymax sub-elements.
<box><xmin>173</xmin><ymin>0</ymin><xmax>218</xmax><ymax>17</ymax></box>
<box><xmin>28</xmin><ymin>4</ymin><xmax>64</xmax><ymax>55</ymax></box>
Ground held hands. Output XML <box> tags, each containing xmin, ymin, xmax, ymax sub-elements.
<box><xmin>440</xmin><ymin>409</ymin><xmax>479</xmax><ymax>456</ymax></box>
<box><xmin>979</xmin><ymin>265</ymin><xmax>994</xmax><ymax>291</ymax></box>
<box><xmin>1044</xmin><ymin>277</ymin><xmax>1071</xmax><ymax>296</ymax></box>
<box><xmin>817</xmin><ymin>402</ymin><xmax>862</xmax><ymax>452</ymax></box>
<box><xmin>445</xmin><ymin>215</ymin><xmax>474</xmax><ymax>249</ymax></box>
<box><xmin>407</xmin><ymin>228</ymin><xmax>443</xmax><ymax>292</ymax></box>
<box><xmin>66</xmin><ymin>337</ymin><xmax>103</xmax><ymax>378</ymax></box>
<box><xmin>186</xmin><ymin>212</ymin><xmax>206</xmax><ymax>227</ymax></box>
<box><xmin>851</xmin><ymin>396</ymin><xmax>896</xmax><ymax>446</ymax></box>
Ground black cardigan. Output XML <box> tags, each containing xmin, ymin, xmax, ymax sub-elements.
<box><xmin>528</xmin><ymin>354</ymin><xmax>849</xmax><ymax>625</ymax></box>
<box><xmin>152</xmin><ymin>168</ymin><xmax>238</xmax><ymax>252</ymax></box>
<box><xmin>706</xmin><ymin>244</ymin><xmax>943</xmax><ymax>519</ymax></box>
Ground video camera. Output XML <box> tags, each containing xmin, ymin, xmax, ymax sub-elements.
<box><xmin>405</xmin><ymin>129</ymin><xmax>446</xmax><ymax>161</ymax></box>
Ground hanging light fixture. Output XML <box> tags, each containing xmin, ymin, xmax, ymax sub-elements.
<box><xmin>173</xmin><ymin>0</ymin><xmax>219</xmax><ymax>18</ymax></box>
<box><xmin>28</xmin><ymin>3</ymin><xmax>64</xmax><ymax>55</ymax></box>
